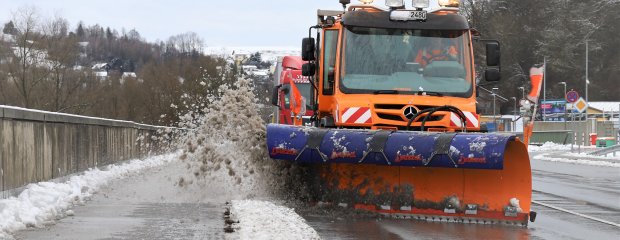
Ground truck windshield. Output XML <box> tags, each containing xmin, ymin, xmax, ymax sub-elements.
<box><xmin>340</xmin><ymin>26</ymin><xmax>472</xmax><ymax>97</ymax></box>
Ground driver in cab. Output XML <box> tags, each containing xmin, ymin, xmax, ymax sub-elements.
<box><xmin>414</xmin><ymin>33</ymin><xmax>458</xmax><ymax>68</ymax></box>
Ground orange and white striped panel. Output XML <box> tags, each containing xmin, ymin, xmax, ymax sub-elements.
<box><xmin>341</xmin><ymin>107</ymin><xmax>372</xmax><ymax>124</ymax></box>
<box><xmin>449</xmin><ymin>112</ymin><xmax>479</xmax><ymax>128</ymax></box>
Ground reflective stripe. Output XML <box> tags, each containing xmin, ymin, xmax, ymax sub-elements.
<box><xmin>342</xmin><ymin>107</ymin><xmax>372</xmax><ymax>124</ymax></box>
<box><xmin>341</xmin><ymin>107</ymin><xmax>360</xmax><ymax>123</ymax></box>
<box><xmin>355</xmin><ymin>110</ymin><xmax>372</xmax><ymax>124</ymax></box>
<box><xmin>450</xmin><ymin>112</ymin><xmax>479</xmax><ymax>128</ymax></box>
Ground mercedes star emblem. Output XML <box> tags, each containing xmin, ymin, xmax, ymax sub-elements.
<box><xmin>403</xmin><ymin>106</ymin><xmax>417</xmax><ymax>120</ymax></box>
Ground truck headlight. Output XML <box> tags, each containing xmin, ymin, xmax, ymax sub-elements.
<box><xmin>438</xmin><ymin>0</ymin><xmax>460</xmax><ymax>7</ymax></box>
<box><xmin>385</xmin><ymin>0</ymin><xmax>404</xmax><ymax>8</ymax></box>
<box><xmin>412</xmin><ymin>0</ymin><xmax>429</xmax><ymax>8</ymax></box>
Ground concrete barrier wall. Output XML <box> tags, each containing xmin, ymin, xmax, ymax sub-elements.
<box><xmin>533</xmin><ymin>121</ymin><xmax>617</xmax><ymax>145</ymax></box>
<box><xmin>0</xmin><ymin>105</ymin><xmax>168</xmax><ymax>198</ymax></box>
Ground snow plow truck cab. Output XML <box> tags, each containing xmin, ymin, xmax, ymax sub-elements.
<box><xmin>267</xmin><ymin>0</ymin><xmax>537</xmax><ymax>226</ymax></box>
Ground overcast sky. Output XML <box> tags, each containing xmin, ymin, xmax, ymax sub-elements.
<box><xmin>0</xmin><ymin>0</ymin><xmax>438</xmax><ymax>47</ymax></box>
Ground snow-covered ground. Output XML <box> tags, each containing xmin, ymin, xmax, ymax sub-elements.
<box><xmin>0</xmin><ymin>152</ymin><xmax>179</xmax><ymax>238</ymax></box>
<box><xmin>529</xmin><ymin>142</ymin><xmax>620</xmax><ymax>167</ymax></box>
<box><xmin>533</xmin><ymin>154</ymin><xmax>620</xmax><ymax>167</ymax></box>
<box><xmin>528</xmin><ymin>142</ymin><xmax>573</xmax><ymax>152</ymax></box>
<box><xmin>231</xmin><ymin>200</ymin><xmax>320</xmax><ymax>240</ymax></box>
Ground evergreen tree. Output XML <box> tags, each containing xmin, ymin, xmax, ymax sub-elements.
<box><xmin>2</xmin><ymin>21</ymin><xmax>17</xmax><ymax>35</ymax></box>
<box><xmin>76</xmin><ymin>21</ymin><xmax>85</xmax><ymax>39</ymax></box>
<box><xmin>106</xmin><ymin>27</ymin><xmax>114</xmax><ymax>40</ymax></box>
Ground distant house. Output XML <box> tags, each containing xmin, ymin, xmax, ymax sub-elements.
<box><xmin>585</xmin><ymin>101</ymin><xmax>620</xmax><ymax>121</ymax></box>
<box><xmin>120</xmin><ymin>72</ymin><xmax>137</xmax><ymax>84</ymax></box>
<box><xmin>0</xmin><ymin>33</ymin><xmax>15</xmax><ymax>43</ymax></box>
<box><xmin>92</xmin><ymin>62</ymin><xmax>110</xmax><ymax>71</ymax></box>
<box><xmin>92</xmin><ymin>63</ymin><xmax>110</xmax><ymax>80</ymax></box>
<box><xmin>94</xmin><ymin>71</ymin><xmax>108</xmax><ymax>81</ymax></box>
<box><xmin>122</xmin><ymin>72</ymin><xmax>136</xmax><ymax>79</ymax></box>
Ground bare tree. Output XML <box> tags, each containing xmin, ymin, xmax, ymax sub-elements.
<box><xmin>42</xmin><ymin>15</ymin><xmax>83</xmax><ymax>111</ymax></box>
<box><xmin>6</xmin><ymin>6</ymin><xmax>50</xmax><ymax>108</ymax></box>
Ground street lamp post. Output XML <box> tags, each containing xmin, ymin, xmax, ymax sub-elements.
<box><xmin>559</xmin><ymin>82</ymin><xmax>567</xmax><ymax>130</ymax></box>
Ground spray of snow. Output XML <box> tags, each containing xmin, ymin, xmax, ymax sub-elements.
<box><xmin>0</xmin><ymin>153</ymin><xmax>178</xmax><ymax>238</ymax></box>
<box><xmin>176</xmin><ymin>78</ymin><xmax>304</xmax><ymax>201</ymax></box>
<box><xmin>230</xmin><ymin>200</ymin><xmax>320</xmax><ymax>240</ymax></box>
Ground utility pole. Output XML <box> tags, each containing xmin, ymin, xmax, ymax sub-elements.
<box><xmin>585</xmin><ymin>40</ymin><xmax>589</xmax><ymax>122</ymax></box>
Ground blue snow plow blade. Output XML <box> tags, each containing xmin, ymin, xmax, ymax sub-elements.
<box><xmin>266</xmin><ymin>124</ymin><xmax>519</xmax><ymax>170</ymax></box>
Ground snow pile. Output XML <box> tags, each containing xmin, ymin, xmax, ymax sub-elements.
<box><xmin>177</xmin><ymin>78</ymin><xmax>303</xmax><ymax>200</ymax></box>
<box><xmin>533</xmin><ymin>154</ymin><xmax>620</xmax><ymax>167</ymax></box>
<box><xmin>231</xmin><ymin>200</ymin><xmax>320</xmax><ymax>240</ymax></box>
<box><xmin>0</xmin><ymin>153</ymin><xmax>178</xmax><ymax>238</ymax></box>
<box><xmin>528</xmin><ymin>142</ymin><xmax>572</xmax><ymax>152</ymax></box>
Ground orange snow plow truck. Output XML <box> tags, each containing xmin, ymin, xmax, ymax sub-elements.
<box><xmin>267</xmin><ymin>0</ymin><xmax>540</xmax><ymax>226</ymax></box>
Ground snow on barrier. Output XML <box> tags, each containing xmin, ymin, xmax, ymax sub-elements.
<box><xmin>230</xmin><ymin>200</ymin><xmax>320</xmax><ymax>240</ymax></box>
<box><xmin>0</xmin><ymin>105</ymin><xmax>173</xmax><ymax>199</ymax></box>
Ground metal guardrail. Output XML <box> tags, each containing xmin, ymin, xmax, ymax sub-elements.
<box><xmin>588</xmin><ymin>145</ymin><xmax>620</xmax><ymax>156</ymax></box>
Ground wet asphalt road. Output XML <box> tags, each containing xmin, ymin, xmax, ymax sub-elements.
<box><xmin>12</xmin><ymin>150</ymin><xmax>620</xmax><ymax>240</ymax></box>
<box><xmin>14</xmin><ymin>160</ymin><xmax>228</xmax><ymax>240</ymax></box>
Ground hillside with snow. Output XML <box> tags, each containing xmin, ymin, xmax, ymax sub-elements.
<box><xmin>205</xmin><ymin>46</ymin><xmax>300</xmax><ymax>62</ymax></box>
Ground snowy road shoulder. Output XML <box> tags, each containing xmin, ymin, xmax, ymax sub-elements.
<box><xmin>0</xmin><ymin>152</ymin><xmax>179</xmax><ymax>238</ymax></box>
<box><xmin>230</xmin><ymin>200</ymin><xmax>321</xmax><ymax>240</ymax></box>
<box><xmin>529</xmin><ymin>142</ymin><xmax>620</xmax><ymax>167</ymax></box>
<box><xmin>533</xmin><ymin>152</ymin><xmax>620</xmax><ymax>167</ymax></box>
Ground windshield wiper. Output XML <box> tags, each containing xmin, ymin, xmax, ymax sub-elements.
<box><xmin>414</xmin><ymin>91</ymin><xmax>443</xmax><ymax>96</ymax></box>
<box><xmin>373</xmin><ymin>90</ymin><xmax>399</xmax><ymax>94</ymax></box>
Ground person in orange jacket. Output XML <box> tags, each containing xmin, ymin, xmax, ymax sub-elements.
<box><xmin>414</xmin><ymin>33</ymin><xmax>458</xmax><ymax>68</ymax></box>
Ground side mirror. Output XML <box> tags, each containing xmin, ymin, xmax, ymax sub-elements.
<box><xmin>301</xmin><ymin>38</ymin><xmax>316</xmax><ymax>61</ymax></box>
<box><xmin>302</xmin><ymin>63</ymin><xmax>316</xmax><ymax>76</ymax></box>
<box><xmin>485</xmin><ymin>68</ymin><xmax>501</xmax><ymax>82</ymax></box>
<box><xmin>271</xmin><ymin>85</ymin><xmax>281</xmax><ymax>106</ymax></box>
<box><xmin>486</xmin><ymin>41</ymin><xmax>500</xmax><ymax>67</ymax></box>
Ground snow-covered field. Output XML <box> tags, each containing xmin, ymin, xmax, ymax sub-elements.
<box><xmin>231</xmin><ymin>200</ymin><xmax>320</xmax><ymax>240</ymax></box>
<box><xmin>0</xmin><ymin>152</ymin><xmax>179</xmax><ymax>238</ymax></box>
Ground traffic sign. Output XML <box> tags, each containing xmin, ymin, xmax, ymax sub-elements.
<box><xmin>566</xmin><ymin>90</ymin><xmax>579</xmax><ymax>103</ymax></box>
<box><xmin>573</xmin><ymin>97</ymin><xmax>588</xmax><ymax>113</ymax></box>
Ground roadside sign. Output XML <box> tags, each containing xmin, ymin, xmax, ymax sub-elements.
<box><xmin>574</xmin><ymin>97</ymin><xmax>588</xmax><ymax>113</ymax></box>
<box><xmin>566</xmin><ymin>90</ymin><xmax>579</xmax><ymax>103</ymax></box>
